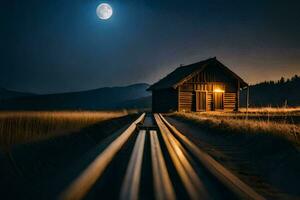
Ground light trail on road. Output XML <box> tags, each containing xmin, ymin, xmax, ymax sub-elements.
<box><xmin>120</xmin><ymin>130</ymin><xmax>146</xmax><ymax>200</ymax></box>
<box><xmin>59</xmin><ymin>113</ymin><xmax>265</xmax><ymax>200</ymax></box>
<box><xmin>60</xmin><ymin>113</ymin><xmax>145</xmax><ymax>200</ymax></box>
<box><xmin>159</xmin><ymin>114</ymin><xmax>265</xmax><ymax>200</ymax></box>
<box><xmin>154</xmin><ymin>114</ymin><xmax>210</xmax><ymax>200</ymax></box>
<box><xmin>150</xmin><ymin>130</ymin><xmax>176</xmax><ymax>200</ymax></box>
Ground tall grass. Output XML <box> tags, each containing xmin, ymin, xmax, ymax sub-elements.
<box><xmin>0</xmin><ymin>111</ymin><xmax>127</xmax><ymax>150</ymax></box>
<box><xmin>239</xmin><ymin>106</ymin><xmax>300</xmax><ymax>114</ymax></box>
<box><xmin>191</xmin><ymin>107</ymin><xmax>300</xmax><ymax>124</ymax></box>
<box><xmin>197</xmin><ymin>107</ymin><xmax>300</xmax><ymax>117</ymax></box>
<box><xmin>171</xmin><ymin>112</ymin><xmax>300</xmax><ymax>145</ymax></box>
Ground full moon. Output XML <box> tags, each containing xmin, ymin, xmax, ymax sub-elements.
<box><xmin>96</xmin><ymin>3</ymin><xmax>113</xmax><ymax>20</ymax></box>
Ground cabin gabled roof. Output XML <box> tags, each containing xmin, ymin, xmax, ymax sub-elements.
<box><xmin>147</xmin><ymin>57</ymin><xmax>248</xmax><ymax>91</ymax></box>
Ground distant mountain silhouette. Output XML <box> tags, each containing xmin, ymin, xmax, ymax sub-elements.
<box><xmin>0</xmin><ymin>83</ymin><xmax>151</xmax><ymax>110</ymax></box>
<box><xmin>241</xmin><ymin>75</ymin><xmax>300</xmax><ymax>107</ymax></box>
<box><xmin>0</xmin><ymin>88</ymin><xmax>35</xmax><ymax>100</ymax></box>
<box><xmin>115</xmin><ymin>96</ymin><xmax>151</xmax><ymax>110</ymax></box>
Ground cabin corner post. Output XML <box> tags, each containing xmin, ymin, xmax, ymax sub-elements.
<box><xmin>246</xmin><ymin>86</ymin><xmax>250</xmax><ymax>116</ymax></box>
<box><xmin>235</xmin><ymin>80</ymin><xmax>240</xmax><ymax>112</ymax></box>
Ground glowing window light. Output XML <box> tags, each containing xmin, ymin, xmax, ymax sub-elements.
<box><xmin>213</xmin><ymin>84</ymin><xmax>225</xmax><ymax>93</ymax></box>
<box><xmin>213</xmin><ymin>89</ymin><xmax>225</xmax><ymax>93</ymax></box>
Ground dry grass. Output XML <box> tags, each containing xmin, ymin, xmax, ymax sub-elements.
<box><xmin>239</xmin><ymin>106</ymin><xmax>300</xmax><ymax>114</ymax></box>
<box><xmin>190</xmin><ymin>107</ymin><xmax>300</xmax><ymax>124</ymax></box>
<box><xmin>170</xmin><ymin>112</ymin><xmax>300</xmax><ymax>145</ymax></box>
<box><xmin>0</xmin><ymin>111</ymin><xmax>128</xmax><ymax>150</ymax></box>
<box><xmin>197</xmin><ymin>107</ymin><xmax>300</xmax><ymax>117</ymax></box>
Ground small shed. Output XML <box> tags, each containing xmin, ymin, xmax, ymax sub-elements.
<box><xmin>147</xmin><ymin>57</ymin><xmax>248</xmax><ymax>112</ymax></box>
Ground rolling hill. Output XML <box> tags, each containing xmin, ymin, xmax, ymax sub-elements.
<box><xmin>0</xmin><ymin>83</ymin><xmax>151</xmax><ymax>110</ymax></box>
<box><xmin>0</xmin><ymin>88</ymin><xmax>35</xmax><ymax>100</ymax></box>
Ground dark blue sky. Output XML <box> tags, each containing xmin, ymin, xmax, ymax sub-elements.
<box><xmin>1</xmin><ymin>0</ymin><xmax>300</xmax><ymax>93</ymax></box>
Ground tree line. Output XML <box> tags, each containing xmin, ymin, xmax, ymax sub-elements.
<box><xmin>240</xmin><ymin>75</ymin><xmax>300</xmax><ymax>107</ymax></box>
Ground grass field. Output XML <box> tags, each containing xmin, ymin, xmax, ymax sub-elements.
<box><xmin>167</xmin><ymin>110</ymin><xmax>300</xmax><ymax>198</ymax></box>
<box><xmin>239</xmin><ymin>106</ymin><xmax>300</xmax><ymax>114</ymax></box>
<box><xmin>170</xmin><ymin>110</ymin><xmax>300</xmax><ymax>145</ymax></box>
<box><xmin>0</xmin><ymin>111</ymin><xmax>128</xmax><ymax>150</ymax></box>
<box><xmin>192</xmin><ymin>107</ymin><xmax>300</xmax><ymax>124</ymax></box>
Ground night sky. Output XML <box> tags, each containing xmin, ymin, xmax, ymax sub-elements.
<box><xmin>1</xmin><ymin>0</ymin><xmax>300</xmax><ymax>93</ymax></box>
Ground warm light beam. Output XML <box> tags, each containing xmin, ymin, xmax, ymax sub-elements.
<box><xmin>213</xmin><ymin>89</ymin><xmax>224</xmax><ymax>93</ymax></box>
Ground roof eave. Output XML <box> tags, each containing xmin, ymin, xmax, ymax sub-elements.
<box><xmin>173</xmin><ymin>63</ymin><xmax>209</xmax><ymax>88</ymax></box>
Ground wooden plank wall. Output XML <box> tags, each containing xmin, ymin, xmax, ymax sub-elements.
<box><xmin>224</xmin><ymin>93</ymin><xmax>236</xmax><ymax>111</ymax></box>
<box><xmin>178</xmin><ymin>83</ymin><xmax>193</xmax><ymax>112</ymax></box>
<box><xmin>179</xmin><ymin>91</ymin><xmax>193</xmax><ymax>111</ymax></box>
<box><xmin>186</xmin><ymin>66</ymin><xmax>237</xmax><ymax>93</ymax></box>
<box><xmin>162</xmin><ymin>66</ymin><xmax>240</xmax><ymax>112</ymax></box>
<box><xmin>178</xmin><ymin>82</ymin><xmax>237</xmax><ymax>112</ymax></box>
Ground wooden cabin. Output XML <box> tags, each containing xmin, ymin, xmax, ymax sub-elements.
<box><xmin>147</xmin><ymin>57</ymin><xmax>248</xmax><ymax>112</ymax></box>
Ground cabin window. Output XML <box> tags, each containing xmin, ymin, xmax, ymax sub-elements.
<box><xmin>213</xmin><ymin>92</ymin><xmax>224</xmax><ymax>110</ymax></box>
<box><xmin>212</xmin><ymin>83</ymin><xmax>225</xmax><ymax>110</ymax></box>
<box><xmin>213</xmin><ymin>83</ymin><xmax>225</xmax><ymax>93</ymax></box>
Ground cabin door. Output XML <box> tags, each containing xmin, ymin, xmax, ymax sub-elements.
<box><xmin>196</xmin><ymin>91</ymin><xmax>206</xmax><ymax>111</ymax></box>
<box><xmin>213</xmin><ymin>92</ymin><xmax>224</xmax><ymax>110</ymax></box>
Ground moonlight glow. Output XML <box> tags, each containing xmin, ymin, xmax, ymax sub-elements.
<box><xmin>96</xmin><ymin>3</ymin><xmax>113</xmax><ymax>20</ymax></box>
